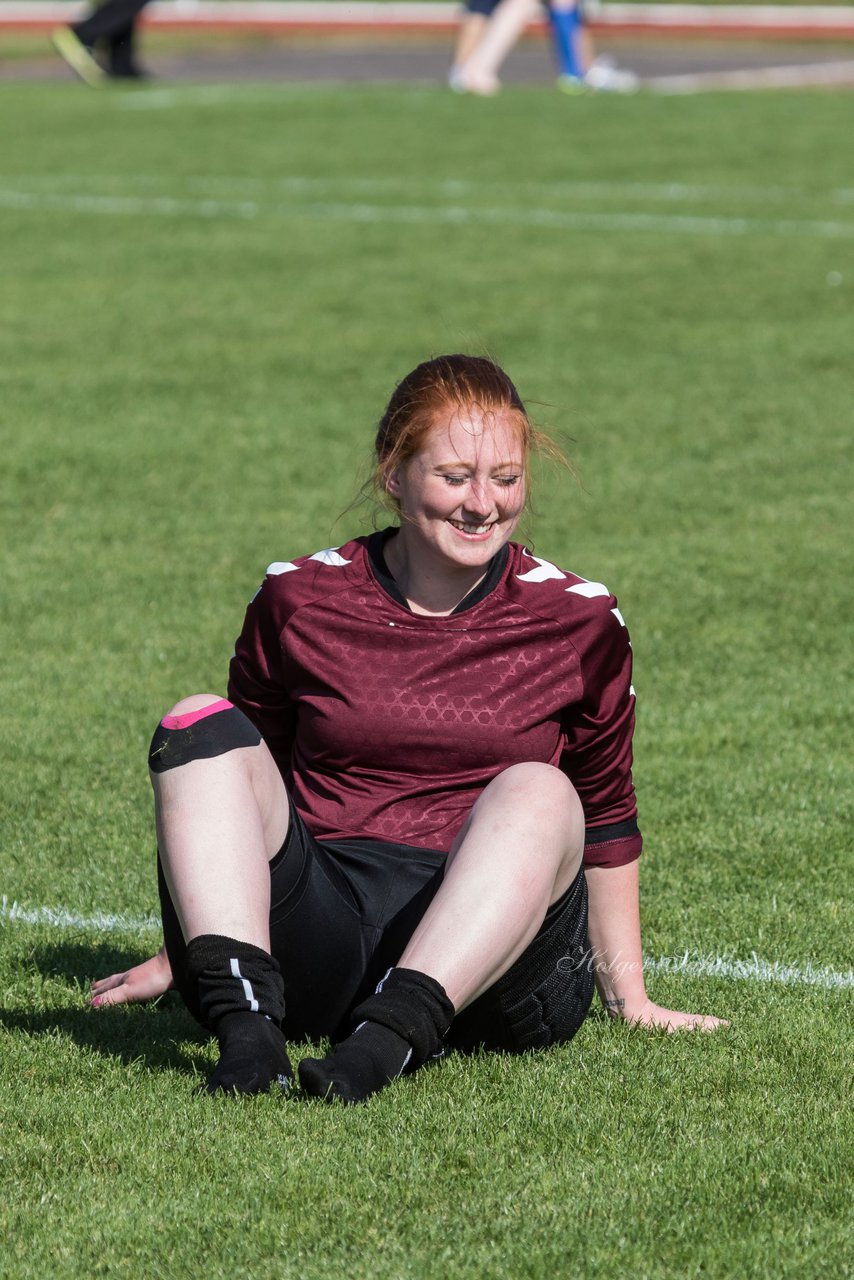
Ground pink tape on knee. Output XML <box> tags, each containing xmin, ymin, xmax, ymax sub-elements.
<box><xmin>161</xmin><ymin>698</ymin><xmax>233</xmax><ymax>731</ymax></box>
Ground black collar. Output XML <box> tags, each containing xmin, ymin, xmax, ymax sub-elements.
<box><xmin>367</xmin><ymin>528</ymin><xmax>509</xmax><ymax>615</ymax></box>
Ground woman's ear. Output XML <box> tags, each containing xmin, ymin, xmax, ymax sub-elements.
<box><xmin>385</xmin><ymin>469</ymin><xmax>401</xmax><ymax>499</ymax></box>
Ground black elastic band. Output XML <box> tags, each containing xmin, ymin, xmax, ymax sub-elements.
<box><xmin>584</xmin><ymin>818</ymin><xmax>640</xmax><ymax>846</ymax></box>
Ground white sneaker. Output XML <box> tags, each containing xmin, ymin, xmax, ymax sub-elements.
<box><xmin>584</xmin><ymin>58</ymin><xmax>639</xmax><ymax>93</ymax></box>
<box><xmin>449</xmin><ymin>67</ymin><xmax>501</xmax><ymax>96</ymax></box>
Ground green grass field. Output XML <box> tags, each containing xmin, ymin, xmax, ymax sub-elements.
<box><xmin>1</xmin><ymin>78</ymin><xmax>852</xmax><ymax>1279</ymax></box>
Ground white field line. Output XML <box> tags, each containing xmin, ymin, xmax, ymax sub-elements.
<box><xmin>3</xmin><ymin>896</ymin><xmax>852</xmax><ymax>991</ymax></box>
<box><xmin>2</xmin><ymin>186</ymin><xmax>854</xmax><ymax>238</ymax></box>
<box><xmin>1</xmin><ymin>897</ymin><xmax>161</xmax><ymax>934</ymax></box>
<box><xmin>643</xmin><ymin>951</ymin><xmax>854</xmax><ymax>991</ymax></box>
<box><xmin>7</xmin><ymin>172</ymin><xmax>854</xmax><ymax>206</ymax></box>
<box><xmin>649</xmin><ymin>59</ymin><xmax>854</xmax><ymax>93</ymax></box>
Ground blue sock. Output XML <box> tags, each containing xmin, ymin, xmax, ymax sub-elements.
<box><xmin>549</xmin><ymin>6</ymin><xmax>584</xmax><ymax>79</ymax></box>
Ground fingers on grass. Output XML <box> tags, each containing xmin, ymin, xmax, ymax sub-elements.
<box><xmin>90</xmin><ymin>973</ymin><xmax>130</xmax><ymax>1007</ymax></box>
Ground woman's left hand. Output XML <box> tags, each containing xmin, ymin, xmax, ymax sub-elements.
<box><xmin>585</xmin><ymin>863</ymin><xmax>729</xmax><ymax>1033</ymax></box>
<box><xmin>612</xmin><ymin>997</ymin><xmax>729</xmax><ymax>1032</ymax></box>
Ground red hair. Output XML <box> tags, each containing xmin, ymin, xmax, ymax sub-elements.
<box><xmin>373</xmin><ymin>355</ymin><xmax>563</xmax><ymax>512</ymax></box>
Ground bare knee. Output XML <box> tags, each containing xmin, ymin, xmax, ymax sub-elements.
<box><xmin>463</xmin><ymin>763</ymin><xmax>584</xmax><ymax>852</ymax></box>
<box><xmin>450</xmin><ymin>763</ymin><xmax>583</xmax><ymax>901</ymax></box>
<box><xmin>494</xmin><ymin>766</ymin><xmax>584</xmax><ymax>893</ymax></box>
<box><xmin>491</xmin><ymin>763</ymin><xmax>582</xmax><ymax>817</ymax></box>
<box><xmin>164</xmin><ymin>693</ymin><xmax>225</xmax><ymax>719</ymax></box>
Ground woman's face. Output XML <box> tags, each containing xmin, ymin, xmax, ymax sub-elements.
<box><xmin>387</xmin><ymin>405</ymin><xmax>527</xmax><ymax>574</ymax></box>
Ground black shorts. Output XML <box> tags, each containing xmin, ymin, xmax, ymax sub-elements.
<box><xmin>159</xmin><ymin>801</ymin><xmax>594</xmax><ymax>1052</ymax></box>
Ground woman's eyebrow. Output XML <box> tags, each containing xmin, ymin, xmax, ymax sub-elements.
<box><xmin>432</xmin><ymin>459</ymin><xmax>521</xmax><ymax>471</ymax></box>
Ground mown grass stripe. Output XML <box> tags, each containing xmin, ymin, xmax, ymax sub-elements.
<box><xmin>3</xmin><ymin>897</ymin><xmax>851</xmax><ymax>989</ymax></box>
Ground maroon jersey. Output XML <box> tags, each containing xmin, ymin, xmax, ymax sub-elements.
<box><xmin>228</xmin><ymin>532</ymin><xmax>642</xmax><ymax>868</ymax></box>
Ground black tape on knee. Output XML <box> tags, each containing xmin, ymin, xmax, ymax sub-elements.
<box><xmin>148</xmin><ymin>704</ymin><xmax>262</xmax><ymax>773</ymax></box>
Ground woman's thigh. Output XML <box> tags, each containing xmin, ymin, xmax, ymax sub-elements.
<box><xmin>448</xmin><ymin>866</ymin><xmax>594</xmax><ymax>1053</ymax></box>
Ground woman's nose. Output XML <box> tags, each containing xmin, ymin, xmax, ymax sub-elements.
<box><xmin>464</xmin><ymin>479</ymin><xmax>492</xmax><ymax>515</ymax></box>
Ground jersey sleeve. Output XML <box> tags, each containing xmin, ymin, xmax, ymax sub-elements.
<box><xmin>227</xmin><ymin>574</ymin><xmax>298</xmax><ymax>776</ymax></box>
<box><xmin>559</xmin><ymin>595</ymin><xmax>642</xmax><ymax>869</ymax></box>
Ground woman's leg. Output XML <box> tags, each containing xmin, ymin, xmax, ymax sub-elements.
<box><xmin>150</xmin><ymin>694</ymin><xmax>292</xmax><ymax>1094</ymax></box>
<box><xmin>454</xmin><ymin>0</ymin><xmax>540</xmax><ymax>95</ymax></box>
<box><xmin>299</xmin><ymin>763</ymin><xmax>584</xmax><ymax>1101</ymax></box>
<box><xmin>449</xmin><ymin>0</ymin><xmax>496</xmax><ymax>87</ymax></box>
<box><xmin>399</xmin><ymin>762</ymin><xmax>584</xmax><ymax>1009</ymax></box>
<box><xmin>548</xmin><ymin>0</ymin><xmax>585</xmax><ymax>83</ymax></box>
<box><xmin>151</xmin><ymin>694</ymin><xmax>289</xmax><ymax>948</ymax></box>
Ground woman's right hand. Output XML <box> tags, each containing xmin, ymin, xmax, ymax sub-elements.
<box><xmin>90</xmin><ymin>943</ymin><xmax>174</xmax><ymax>1008</ymax></box>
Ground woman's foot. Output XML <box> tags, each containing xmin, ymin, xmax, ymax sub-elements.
<box><xmin>207</xmin><ymin>1011</ymin><xmax>293</xmax><ymax>1096</ymax></box>
<box><xmin>299</xmin><ymin>968</ymin><xmax>454</xmax><ymax>1103</ymax></box>
<box><xmin>449</xmin><ymin>67</ymin><xmax>501</xmax><ymax>96</ymax></box>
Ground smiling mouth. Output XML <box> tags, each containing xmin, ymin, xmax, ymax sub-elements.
<box><xmin>448</xmin><ymin>519</ymin><xmax>494</xmax><ymax>536</ymax></box>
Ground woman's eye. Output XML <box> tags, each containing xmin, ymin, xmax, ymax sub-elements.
<box><xmin>440</xmin><ymin>473</ymin><xmax>520</xmax><ymax>487</ymax></box>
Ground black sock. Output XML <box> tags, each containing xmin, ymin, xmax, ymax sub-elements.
<box><xmin>206</xmin><ymin>1012</ymin><xmax>292</xmax><ymax>1096</ymax></box>
<box><xmin>185</xmin><ymin>935</ymin><xmax>292</xmax><ymax>1096</ymax></box>
<box><xmin>298</xmin><ymin>967</ymin><xmax>454</xmax><ymax>1103</ymax></box>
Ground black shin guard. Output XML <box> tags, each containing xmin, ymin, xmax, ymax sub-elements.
<box><xmin>185</xmin><ymin>935</ymin><xmax>292</xmax><ymax>1096</ymax></box>
<box><xmin>298</xmin><ymin>968</ymin><xmax>454</xmax><ymax>1103</ymax></box>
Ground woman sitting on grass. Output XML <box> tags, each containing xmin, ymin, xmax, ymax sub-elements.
<box><xmin>92</xmin><ymin>353</ymin><xmax>725</xmax><ymax>1101</ymax></box>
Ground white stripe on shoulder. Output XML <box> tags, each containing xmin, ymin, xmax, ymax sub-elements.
<box><xmin>308</xmin><ymin>548</ymin><xmax>351</xmax><ymax>566</ymax></box>
<box><xmin>566</xmin><ymin>580</ymin><xmax>611</xmax><ymax>599</ymax></box>
<box><xmin>611</xmin><ymin>607</ymin><xmax>626</xmax><ymax>627</ymax></box>
<box><xmin>516</xmin><ymin>555</ymin><xmax>566</xmax><ymax>582</ymax></box>
<box><xmin>266</xmin><ymin>547</ymin><xmax>352</xmax><ymax>576</ymax></box>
